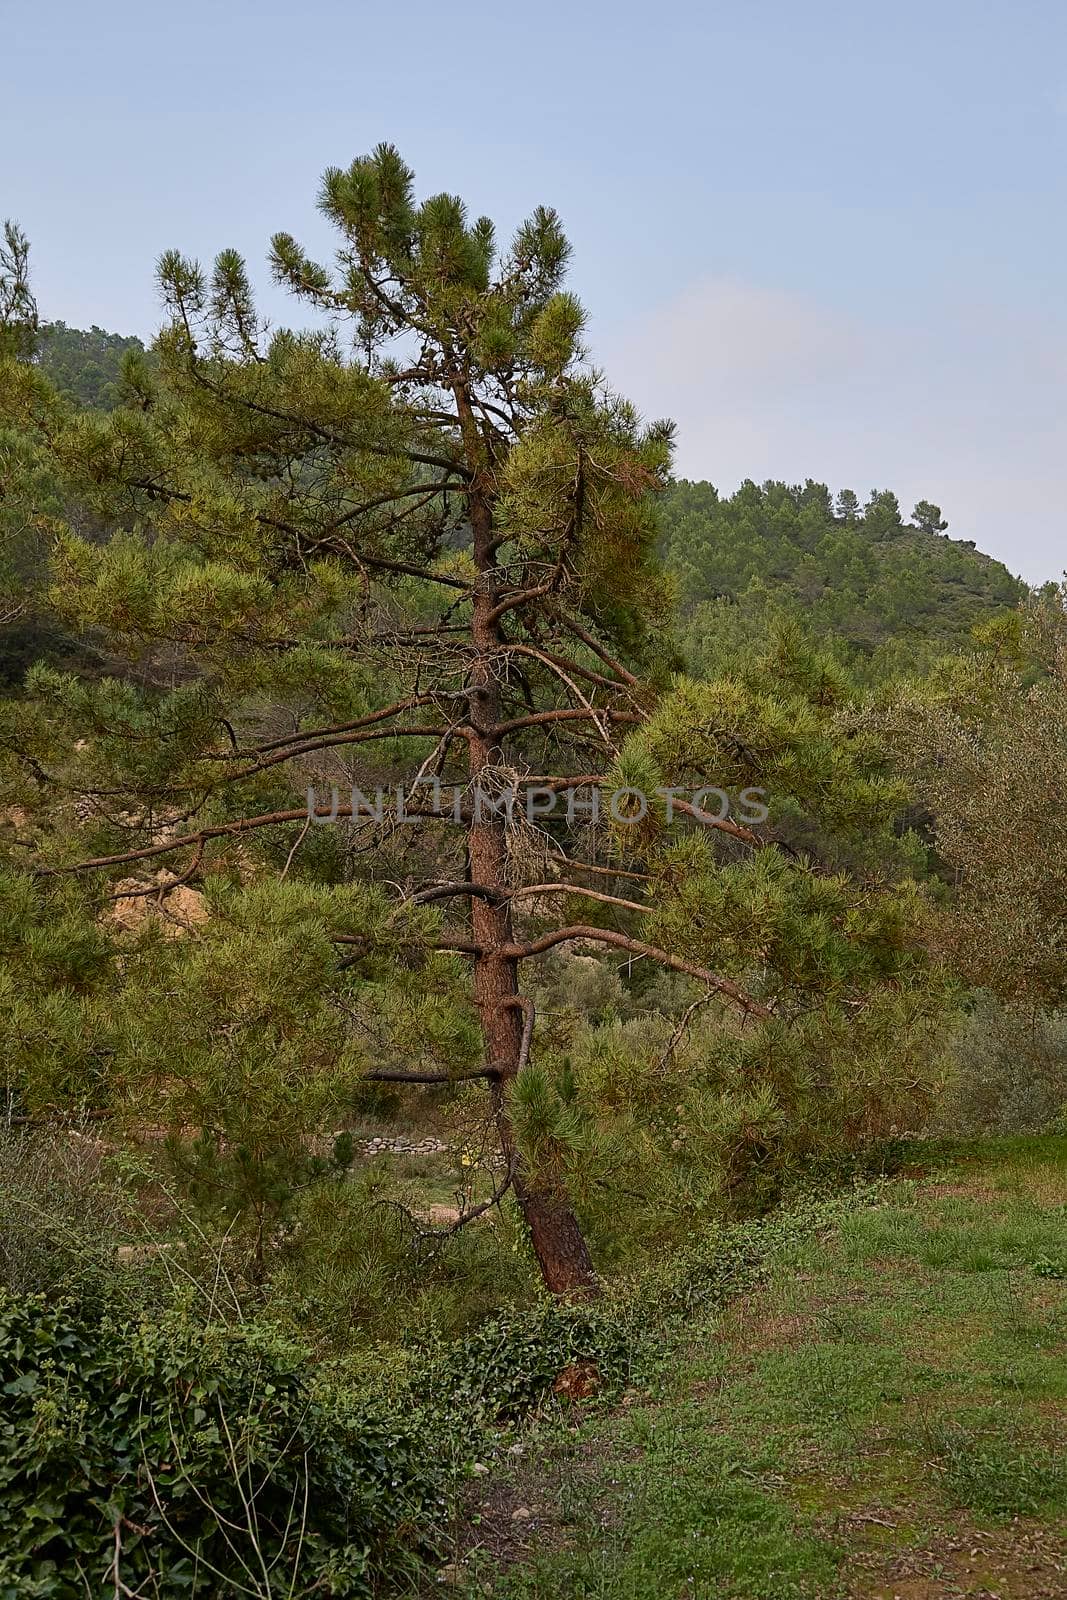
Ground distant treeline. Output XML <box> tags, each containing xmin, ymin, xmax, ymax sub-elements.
<box><xmin>35</xmin><ymin>320</ymin><xmax>149</xmax><ymax>409</ymax></box>
<box><xmin>660</xmin><ymin>478</ymin><xmax>1028</xmax><ymax>682</ymax></box>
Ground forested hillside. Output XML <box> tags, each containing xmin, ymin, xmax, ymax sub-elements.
<box><xmin>661</xmin><ymin>478</ymin><xmax>1028</xmax><ymax>681</ymax></box>
<box><xmin>36</xmin><ymin>320</ymin><xmax>149</xmax><ymax>409</ymax></box>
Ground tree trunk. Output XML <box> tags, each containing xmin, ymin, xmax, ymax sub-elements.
<box><xmin>457</xmin><ymin>385</ymin><xmax>598</xmax><ymax>1298</ymax></box>
<box><xmin>511</xmin><ymin>1172</ymin><xmax>601</xmax><ymax>1296</ymax></box>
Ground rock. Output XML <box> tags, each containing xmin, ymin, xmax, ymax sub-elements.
<box><xmin>470</xmin><ymin>1461</ymin><xmax>489</xmax><ymax>1476</ymax></box>
<box><xmin>436</xmin><ymin>1562</ymin><xmax>463</xmax><ymax>1584</ymax></box>
<box><xmin>107</xmin><ymin>870</ymin><xmax>208</xmax><ymax>937</ymax></box>
<box><xmin>510</xmin><ymin>1506</ymin><xmax>532</xmax><ymax>1523</ymax></box>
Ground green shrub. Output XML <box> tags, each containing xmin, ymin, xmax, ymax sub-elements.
<box><xmin>411</xmin><ymin>1298</ymin><xmax>639</xmax><ymax>1426</ymax></box>
<box><xmin>518</xmin><ymin>991</ymin><xmax>936</xmax><ymax>1269</ymax></box>
<box><xmin>0</xmin><ymin>1294</ymin><xmax>446</xmax><ymax>1598</ymax></box>
<box><xmin>269</xmin><ymin>1178</ymin><xmax>534</xmax><ymax>1349</ymax></box>
<box><xmin>0</xmin><ymin>1127</ymin><xmax>155</xmax><ymax>1316</ymax></box>
<box><xmin>940</xmin><ymin>996</ymin><xmax>1067</xmax><ymax>1134</ymax></box>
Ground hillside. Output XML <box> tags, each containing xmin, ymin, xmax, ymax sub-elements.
<box><xmin>660</xmin><ymin>478</ymin><xmax>1028</xmax><ymax>681</ymax></box>
<box><xmin>35</xmin><ymin>320</ymin><xmax>148</xmax><ymax>409</ymax></box>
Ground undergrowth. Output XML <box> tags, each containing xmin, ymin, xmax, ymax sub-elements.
<box><xmin>0</xmin><ymin>1182</ymin><xmax>883</xmax><ymax>1596</ymax></box>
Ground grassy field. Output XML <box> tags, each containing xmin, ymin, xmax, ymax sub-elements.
<box><xmin>450</xmin><ymin>1139</ymin><xmax>1067</xmax><ymax>1599</ymax></box>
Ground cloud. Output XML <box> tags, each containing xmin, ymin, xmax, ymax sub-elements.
<box><xmin>598</xmin><ymin>277</ymin><xmax>1066</xmax><ymax>585</ymax></box>
<box><xmin>607</xmin><ymin>278</ymin><xmax>869</xmax><ymax>401</ymax></box>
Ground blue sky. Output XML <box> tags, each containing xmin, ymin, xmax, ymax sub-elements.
<box><xmin>4</xmin><ymin>0</ymin><xmax>1064</xmax><ymax>579</ymax></box>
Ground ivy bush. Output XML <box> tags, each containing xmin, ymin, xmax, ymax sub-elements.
<box><xmin>0</xmin><ymin>1295</ymin><xmax>445</xmax><ymax>1598</ymax></box>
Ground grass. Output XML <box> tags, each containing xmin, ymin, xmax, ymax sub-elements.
<box><xmin>449</xmin><ymin>1138</ymin><xmax>1067</xmax><ymax>1599</ymax></box>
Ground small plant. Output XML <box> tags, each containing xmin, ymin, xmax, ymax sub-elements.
<box><xmin>924</xmin><ymin>1419</ymin><xmax>1067</xmax><ymax>1517</ymax></box>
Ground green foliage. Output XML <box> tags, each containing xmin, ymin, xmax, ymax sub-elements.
<box><xmin>35</xmin><ymin>322</ymin><xmax>151</xmax><ymax>411</ymax></box>
<box><xmin>101</xmin><ymin>879</ymin><xmax>478</xmax><ymax>1257</ymax></box>
<box><xmin>615</xmin><ymin>620</ymin><xmax>921</xmax><ymax>875</ymax></box>
<box><xmin>545</xmin><ymin>992</ymin><xmax>942</xmax><ymax>1250</ymax></box>
<box><xmin>0</xmin><ymin>871</ymin><xmax>117</xmax><ymax>1114</ymax></box>
<box><xmin>878</xmin><ymin>589</ymin><xmax>1067</xmax><ymax>1009</ymax></box>
<box><xmin>925</xmin><ymin>1420</ymin><xmax>1067</xmax><ymax>1517</ymax></box>
<box><xmin>0</xmin><ymin>1293</ymin><xmax>445</xmax><ymax>1597</ymax></box>
<box><xmin>648</xmin><ymin>845</ymin><xmax>926</xmax><ymax>1000</ymax></box>
<box><xmin>269</xmin><ymin>1177</ymin><xmax>531</xmax><ymax>1349</ymax></box>
<box><xmin>661</xmin><ymin>477</ymin><xmax>1026</xmax><ymax>685</ymax></box>
<box><xmin>939</xmin><ymin>995</ymin><xmax>1067</xmax><ymax>1135</ymax></box>
<box><xmin>0</xmin><ymin>1129</ymin><xmax>153</xmax><ymax>1317</ymax></box>
<box><xmin>0</xmin><ymin>353</ymin><xmax>82</xmax><ymax>681</ymax></box>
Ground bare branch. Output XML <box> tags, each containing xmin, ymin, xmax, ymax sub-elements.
<box><xmin>503</xmin><ymin>641</ymin><xmax>637</xmax><ymax>696</ymax></box>
<box><xmin>401</xmin><ymin>879</ymin><xmax>648</xmax><ymax>915</ymax></box>
<box><xmin>36</xmin><ymin>798</ymin><xmax>465</xmax><ymax>878</ymax></box>
<box><xmin>360</xmin><ymin>1065</ymin><xmax>502</xmax><ymax>1083</ymax></box>
<box><xmin>493</xmin><ymin>707</ymin><xmax>641</xmax><ymax>738</ymax></box>
<box><xmin>507</xmin><ymin>882</ymin><xmax>649</xmax><ymax>915</ymax></box>
<box><xmin>238</xmin><ymin>696</ymin><xmax>437</xmax><ymax>756</ymax></box>
<box><xmin>551</xmin><ymin>610</ymin><xmax>640</xmax><ymax>687</ymax></box>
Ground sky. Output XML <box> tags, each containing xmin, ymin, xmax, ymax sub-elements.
<box><xmin>3</xmin><ymin>0</ymin><xmax>1065</xmax><ymax>581</ymax></box>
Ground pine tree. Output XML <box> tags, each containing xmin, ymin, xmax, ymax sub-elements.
<box><xmin>835</xmin><ymin>488</ymin><xmax>859</xmax><ymax>523</ymax></box>
<box><xmin>0</xmin><ymin>221</ymin><xmax>37</xmax><ymax>362</ymax></box>
<box><xmin>10</xmin><ymin>149</ymin><xmax>935</xmax><ymax>1295</ymax></box>
<box><xmin>16</xmin><ymin>148</ymin><xmax>682</xmax><ymax>1292</ymax></box>
<box><xmin>0</xmin><ymin>226</ymin><xmax>69</xmax><ymax>670</ymax></box>
<box><xmin>912</xmin><ymin>499</ymin><xmax>948</xmax><ymax>536</ymax></box>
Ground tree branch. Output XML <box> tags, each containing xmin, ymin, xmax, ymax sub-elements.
<box><xmin>360</xmin><ymin>1065</ymin><xmax>502</xmax><ymax>1083</ymax></box>
<box><xmin>36</xmin><ymin>798</ymin><xmax>465</xmax><ymax>877</ymax></box>
<box><xmin>492</xmin><ymin>707</ymin><xmax>641</xmax><ymax>738</ymax></box>
<box><xmin>504</xmin><ymin>925</ymin><xmax>771</xmax><ymax>1017</ymax></box>
<box><xmin>551</xmin><ymin>611</ymin><xmax>640</xmax><ymax>687</ymax></box>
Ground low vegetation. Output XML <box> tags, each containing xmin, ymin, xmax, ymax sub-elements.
<box><xmin>458</xmin><ymin>1140</ymin><xmax>1067</xmax><ymax>1599</ymax></box>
